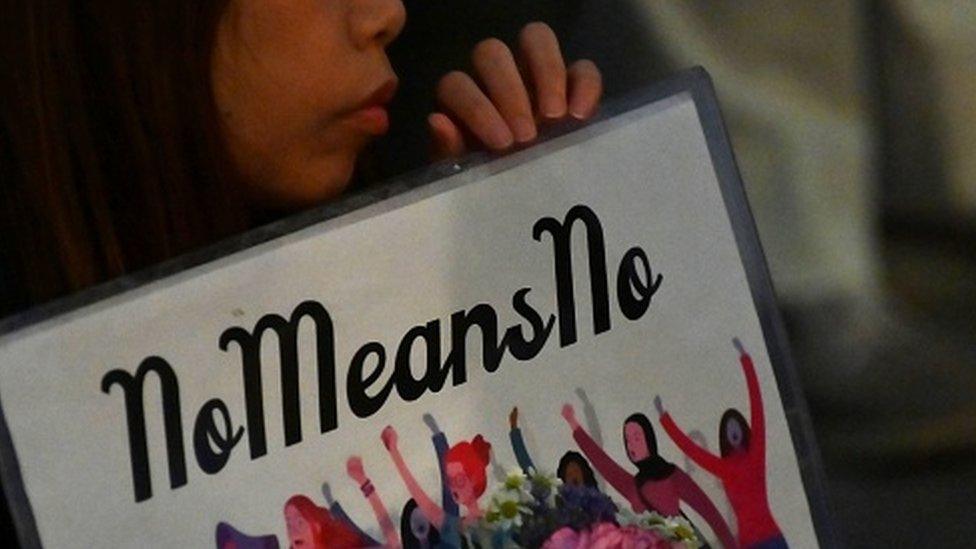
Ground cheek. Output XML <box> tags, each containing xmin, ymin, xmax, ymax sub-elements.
<box><xmin>212</xmin><ymin>2</ymin><xmax>362</xmax><ymax>209</ymax></box>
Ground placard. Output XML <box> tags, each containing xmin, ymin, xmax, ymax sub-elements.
<box><xmin>0</xmin><ymin>69</ymin><xmax>832</xmax><ymax>548</ymax></box>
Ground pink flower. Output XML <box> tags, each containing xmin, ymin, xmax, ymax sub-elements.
<box><xmin>542</xmin><ymin>522</ymin><xmax>680</xmax><ymax>549</ymax></box>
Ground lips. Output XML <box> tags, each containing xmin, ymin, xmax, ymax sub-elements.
<box><xmin>347</xmin><ymin>78</ymin><xmax>398</xmax><ymax>135</ymax></box>
<box><xmin>362</xmin><ymin>78</ymin><xmax>398</xmax><ymax>109</ymax></box>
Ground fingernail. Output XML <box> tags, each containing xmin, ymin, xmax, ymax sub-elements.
<box><xmin>569</xmin><ymin>97</ymin><xmax>591</xmax><ymax>120</ymax></box>
<box><xmin>541</xmin><ymin>94</ymin><xmax>567</xmax><ymax>119</ymax></box>
<box><xmin>512</xmin><ymin>116</ymin><xmax>537</xmax><ymax>143</ymax></box>
<box><xmin>489</xmin><ymin>123</ymin><xmax>514</xmax><ymax>149</ymax></box>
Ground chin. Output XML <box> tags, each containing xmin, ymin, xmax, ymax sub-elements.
<box><xmin>259</xmin><ymin>155</ymin><xmax>356</xmax><ymax>211</ymax></box>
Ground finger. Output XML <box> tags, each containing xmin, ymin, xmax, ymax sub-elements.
<box><xmin>567</xmin><ymin>59</ymin><xmax>602</xmax><ymax>120</ymax></box>
<box><xmin>428</xmin><ymin>112</ymin><xmax>466</xmax><ymax>160</ymax></box>
<box><xmin>471</xmin><ymin>38</ymin><xmax>537</xmax><ymax>143</ymax></box>
<box><xmin>518</xmin><ymin>22</ymin><xmax>567</xmax><ymax>120</ymax></box>
<box><xmin>436</xmin><ymin>71</ymin><xmax>514</xmax><ymax>151</ymax></box>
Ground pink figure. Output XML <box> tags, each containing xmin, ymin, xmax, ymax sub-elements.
<box><xmin>658</xmin><ymin>339</ymin><xmax>786</xmax><ymax>549</ymax></box>
<box><xmin>562</xmin><ymin>405</ymin><xmax>737</xmax><ymax>549</ymax></box>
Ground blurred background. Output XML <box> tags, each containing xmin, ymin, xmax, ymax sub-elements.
<box><xmin>377</xmin><ymin>1</ymin><xmax>976</xmax><ymax>546</ymax></box>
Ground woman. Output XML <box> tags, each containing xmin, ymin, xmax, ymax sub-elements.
<box><xmin>0</xmin><ymin>1</ymin><xmax>602</xmax><ymax>315</ymax></box>
<box><xmin>400</xmin><ymin>499</ymin><xmax>442</xmax><ymax>549</ymax></box>
<box><xmin>657</xmin><ymin>339</ymin><xmax>786</xmax><ymax>549</ymax></box>
<box><xmin>508</xmin><ymin>406</ymin><xmax>598</xmax><ymax>488</ymax></box>
<box><xmin>382</xmin><ymin>425</ymin><xmax>491</xmax><ymax>548</ymax></box>
<box><xmin>561</xmin><ymin>404</ymin><xmax>737</xmax><ymax>548</ymax></box>
<box><xmin>556</xmin><ymin>451</ymin><xmax>598</xmax><ymax>489</ymax></box>
<box><xmin>283</xmin><ymin>495</ymin><xmax>363</xmax><ymax>549</ymax></box>
<box><xmin>1</xmin><ymin>2</ymin><xmax>602</xmax><ymax>542</ymax></box>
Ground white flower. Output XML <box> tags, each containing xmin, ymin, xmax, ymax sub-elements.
<box><xmin>502</xmin><ymin>467</ymin><xmax>528</xmax><ymax>492</ymax></box>
<box><xmin>615</xmin><ymin>510</ymin><xmax>702</xmax><ymax>547</ymax></box>
<box><xmin>527</xmin><ymin>469</ymin><xmax>561</xmax><ymax>507</ymax></box>
<box><xmin>487</xmin><ymin>487</ymin><xmax>531</xmax><ymax>530</ymax></box>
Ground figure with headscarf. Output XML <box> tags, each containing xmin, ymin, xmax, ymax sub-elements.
<box><xmin>561</xmin><ymin>404</ymin><xmax>737</xmax><ymax>548</ymax></box>
<box><xmin>657</xmin><ymin>339</ymin><xmax>786</xmax><ymax>549</ymax></box>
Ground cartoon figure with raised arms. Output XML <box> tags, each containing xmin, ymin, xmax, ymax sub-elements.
<box><xmin>283</xmin><ymin>494</ymin><xmax>362</xmax><ymax>549</ymax></box>
<box><xmin>345</xmin><ymin>456</ymin><xmax>401</xmax><ymax>548</ymax></box>
<box><xmin>509</xmin><ymin>406</ymin><xmax>598</xmax><ymax>489</ymax></box>
<box><xmin>382</xmin><ymin>416</ymin><xmax>491</xmax><ymax>548</ymax></box>
<box><xmin>657</xmin><ymin>338</ymin><xmax>786</xmax><ymax>549</ymax></box>
<box><xmin>400</xmin><ymin>498</ymin><xmax>442</xmax><ymax>549</ymax></box>
<box><xmin>562</xmin><ymin>403</ymin><xmax>737</xmax><ymax>548</ymax></box>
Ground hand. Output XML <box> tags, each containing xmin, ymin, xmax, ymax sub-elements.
<box><xmin>561</xmin><ymin>403</ymin><xmax>579</xmax><ymax>430</ymax></box>
<box><xmin>381</xmin><ymin>425</ymin><xmax>398</xmax><ymax>451</ymax></box>
<box><xmin>509</xmin><ymin>406</ymin><xmax>519</xmax><ymax>429</ymax></box>
<box><xmin>422</xmin><ymin>413</ymin><xmax>440</xmax><ymax>434</ymax></box>
<box><xmin>429</xmin><ymin>21</ymin><xmax>603</xmax><ymax>158</ymax></box>
<box><xmin>654</xmin><ymin>395</ymin><xmax>664</xmax><ymax>417</ymax></box>
<box><xmin>347</xmin><ymin>456</ymin><xmax>367</xmax><ymax>484</ymax></box>
<box><xmin>732</xmin><ymin>337</ymin><xmax>746</xmax><ymax>356</ymax></box>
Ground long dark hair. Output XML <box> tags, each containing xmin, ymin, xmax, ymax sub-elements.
<box><xmin>623</xmin><ymin>413</ymin><xmax>675</xmax><ymax>484</ymax></box>
<box><xmin>400</xmin><ymin>499</ymin><xmax>440</xmax><ymax>549</ymax></box>
<box><xmin>1</xmin><ymin>1</ymin><xmax>250</xmax><ymax>311</ymax></box>
<box><xmin>556</xmin><ymin>450</ymin><xmax>597</xmax><ymax>488</ymax></box>
<box><xmin>719</xmin><ymin>408</ymin><xmax>750</xmax><ymax>457</ymax></box>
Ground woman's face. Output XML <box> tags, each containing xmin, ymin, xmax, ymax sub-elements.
<box><xmin>725</xmin><ymin>418</ymin><xmax>746</xmax><ymax>453</ymax></box>
<box><xmin>212</xmin><ymin>0</ymin><xmax>406</xmax><ymax>209</ymax></box>
<box><xmin>563</xmin><ymin>462</ymin><xmax>584</xmax><ymax>486</ymax></box>
<box><xmin>410</xmin><ymin>505</ymin><xmax>431</xmax><ymax>540</ymax></box>
<box><xmin>284</xmin><ymin>504</ymin><xmax>313</xmax><ymax>547</ymax></box>
<box><xmin>624</xmin><ymin>422</ymin><xmax>650</xmax><ymax>462</ymax></box>
<box><xmin>446</xmin><ymin>461</ymin><xmax>476</xmax><ymax>506</ymax></box>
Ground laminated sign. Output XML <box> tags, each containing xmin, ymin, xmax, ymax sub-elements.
<box><xmin>0</xmin><ymin>69</ymin><xmax>832</xmax><ymax>548</ymax></box>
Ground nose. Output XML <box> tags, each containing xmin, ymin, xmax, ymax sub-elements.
<box><xmin>349</xmin><ymin>0</ymin><xmax>406</xmax><ymax>50</ymax></box>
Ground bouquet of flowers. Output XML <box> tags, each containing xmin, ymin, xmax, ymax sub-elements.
<box><xmin>474</xmin><ymin>467</ymin><xmax>701</xmax><ymax>548</ymax></box>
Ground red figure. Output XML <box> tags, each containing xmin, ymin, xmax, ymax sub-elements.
<box><xmin>658</xmin><ymin>339</ymin><xmax>786</xmax><ymax>549</ymax></box>
<box><xmin>283</xmin><ymin>495</ymin><xmax>363</xmax><ymax>549</ymax></box>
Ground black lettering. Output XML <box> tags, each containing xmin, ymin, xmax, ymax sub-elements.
<box><xmin>347</xmin><ymin>342</ymin><xmax>395</xmax><ymax>418</ymax></box>
<box><xmin>443</xmin><ymin>304</ymin><xmax>503</xmax><ymax>385</ymax></box>
<box><xmin>616</xmin><ymin>247</ymin><xmax>663</xmax><ymax>320</ymax></box>
<box><xmin>193</xmin><ymin>399</ymin><xmax>245</xmax><ymax>475</ymax></box>
<box><xmin>219</xmin><ymin>301</ymin><xmax>338</xmax><ymax>458</ymax></box>
<box><xmin>394</xmin><ymin>321</ymin><xmax>441</xmax><ymax>402</ymax></box>
<box><xmin>503</xmin><ymin>288</ymin><xmax>556</xmax><ymax>361</ymax></box>
<box><xmin>100</xmin><ymin>356</ymin><xmax>187</xmax><ymax>502</ymax></box>
<box><xmin>533</xmin><ymin>205</ymin><xmax>611</xmax><ymax>346</ymax></box>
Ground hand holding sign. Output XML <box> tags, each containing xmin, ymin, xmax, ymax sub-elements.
<box><xmin>429</xmin><ymin>22</ymin><xmax>602</xmax><ymax>158</ymax></box>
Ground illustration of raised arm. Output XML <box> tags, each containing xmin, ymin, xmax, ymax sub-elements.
<box><xmin>562</xmin><ymin>404</ymin><xmax>638</xmax><ymax>506</ymax></box>
<box><xmin>657</xmin><ymin>395</ymin><xmax>723</xmax><ymax>475</ymax></box>
<box><xmin>734</xmin><ymin>338</ymin><xmax>764</xmax><ymax>451</ymax></box>
<box><xmin>509</xmin><ymin>407</ymin><xmax>536</xmax><ymax>473</ymax></box>
<box><xmin>674</xmin><ymin>468</ymin><xmax>738</xmax><ymax>549</ymax></box>
<box><xmin>424</xmin><ymin>413</ymin><xmax>459</xmax><ymax>516</ymax></box>
<box><xmin>347</xmin><ymin>457</ymin><xmax>401</xmax><ymax>549</ymax></box>
<box><xmin>382</xmin><ymin>425</ymin><xmax>446</xmax><ymax>529</ymax></box>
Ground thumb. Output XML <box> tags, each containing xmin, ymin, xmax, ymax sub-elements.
<box><xmin>428</xmin><ymin>112</ymin><xmax>466</xmax><ymax>160</ymax></box>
